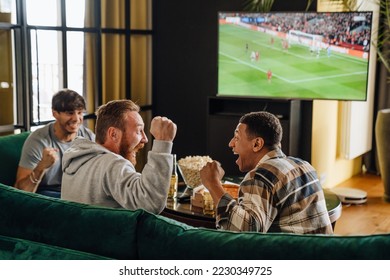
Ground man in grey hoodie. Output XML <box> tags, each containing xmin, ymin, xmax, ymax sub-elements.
<box><xmin>61</xmin><ymin>99</ymin><xmax>177</xmax><ymax>214</ymax></box>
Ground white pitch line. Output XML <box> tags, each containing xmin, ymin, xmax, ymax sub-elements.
<box><xmin>220</xmin><ymin>51</ymin><xmax>366</xmax><ymax>84</ymax></box>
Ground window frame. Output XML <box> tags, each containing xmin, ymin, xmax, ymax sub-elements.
<box><xmin>5</xmin><ymin>0</ymin><xmax>153</xmax><ymax>132</ymax></box>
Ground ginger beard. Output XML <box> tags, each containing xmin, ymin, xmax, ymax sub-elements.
<box><xmin>118</xmin><ymin>111</ymin><xmax>147</xmax><ymax>166</ymax></box>
<box><xmin>119</xmin><ymin>140</ymin><xmax>145</xmax><ymax>166</ymax></box>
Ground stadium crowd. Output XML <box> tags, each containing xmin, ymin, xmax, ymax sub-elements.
<box><xmin>250</xmin><ymin>12</ymin><xmax>371</xmax><ymax>50</ymax></box>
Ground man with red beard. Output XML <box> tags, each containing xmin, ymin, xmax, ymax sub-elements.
<box><xmin>15</xmin><ymin>89</ymin><xmax>95</xmax><ymax>198</ymax></box>
<box><xmin>200</xmin><ymin>111</ymin><xmax>333</xmax><ymax>234</ymax></box>
<box><xmin>61</xmin><ymin>99</ymin><xmax>177</xmax><ymax>214</ymax></box>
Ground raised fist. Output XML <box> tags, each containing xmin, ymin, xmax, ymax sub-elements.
<box><xmin>150</xmin><ymin>116</ymin><xmax>177</xmax><ymax>141</ymax></box>
<box><xmin>200</xmin><ymin>160</ymin><xmax>225</xmax><ymax>187</ymax></box>
<box><xmin>40</xmin><ymin>147</ymin><xmax>59</xmax><ymax>169</ymax></box>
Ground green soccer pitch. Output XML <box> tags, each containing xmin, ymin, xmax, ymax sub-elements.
<box><xmin>218</xmin><ymin>24</ymin><xmax>369</xmax><ymax>101</ymax></box>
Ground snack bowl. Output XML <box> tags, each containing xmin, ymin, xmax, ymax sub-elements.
<box><xmin>177</xmin><ymin>155</ymin><xmax>213</xmax><ymax>188</ymax></box>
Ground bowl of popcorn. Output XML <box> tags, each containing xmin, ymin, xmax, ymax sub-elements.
<box><xmin>177</xmin><ymin>155</ymin><xmax>213</xmax><ymax>189</ymax></box>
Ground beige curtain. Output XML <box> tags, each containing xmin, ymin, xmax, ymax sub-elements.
<box><xmin>84</xmin><ymin>0</ymin><xmax>126</xmax><ymax>113</ymax></box>
<box><xmin>83</xmin><ymin>0</ymin><xmax>152</xmax><ymax>170</ymax></box>
<box><xmin>101</xmin><ymin>0</ymin><xmax>127</xmax><ymax>103</ymax></box>
<box><xmin>84</xmin><ymin>0</ymin><xmax>152</xmax><ymax>107</ymax></box>
<box><xmin>83</xmin><ymin>0</ymin><xmax>98</xmax><ymax>130</ymax></box>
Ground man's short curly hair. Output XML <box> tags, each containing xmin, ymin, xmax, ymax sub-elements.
<box><xmin>52</xmin><ymin>89</ymin><xmax>86</xmax><ymax>112</ymax></box>
<box><xmin>239</xmin><ymin>111</ymin><xmax>282</xmax><ymax>149</ymax></box>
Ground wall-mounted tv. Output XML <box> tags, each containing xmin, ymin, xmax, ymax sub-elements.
<box><xmin>217</xmin><ymin>11</ymin><xmax>374</xmax><ymax>101</ymax></box>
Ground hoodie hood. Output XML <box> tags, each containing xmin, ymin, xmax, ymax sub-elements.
<box><xmin>62</xmin><ymin>137</ymin><xmax>110</xmax><ymax>175</ymax></box>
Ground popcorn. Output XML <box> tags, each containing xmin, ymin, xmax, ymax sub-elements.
<box><xmin>177</xmin><ymin>155</ymin><xmax>213</xmax><ymax>188</ymax></box>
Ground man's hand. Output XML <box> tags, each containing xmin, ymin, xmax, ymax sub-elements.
<box><xmin>150</xmin><ymin>116</ymin><xmax>177</xmax><ymax>141</ymax></box>
<box><xmin>39</xmin><ymin>147</ymin><xmax>59</xmax><ymax>170</ymax></box>
<box><xmin>200</xmin><ymin>161</ymin><xmax>225</xmax><ymax>187</ymax></box>
<box><xmin>200</xmin><ymin>161</ymin><xmax>226</xmax><ymax>204</ymax></box>
<box><xmin>14</xmin><ymin>147</ymin><xmax>59</xmax><ymax>192</ymax></box>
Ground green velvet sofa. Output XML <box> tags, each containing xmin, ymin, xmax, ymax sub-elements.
<box><xmin>0</xmin><ymin>234</ymin><xmax>109</xmax><ymax>260</ymax></box>
<box><xmin>1</xmin><ymin>132</ymin><xmax>390</xmax><ymax>260</ymax></box>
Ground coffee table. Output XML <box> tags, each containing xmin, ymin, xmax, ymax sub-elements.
<box><xmin>162</xmin><ymin>183</ymin><xmax>342</xmax><ymax>230</ymax></box>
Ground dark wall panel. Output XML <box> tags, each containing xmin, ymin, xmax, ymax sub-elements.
<box><xmin>153</xmin><ymin>0</ymin><xmax>314</xmax><ymax>162</ymax></box>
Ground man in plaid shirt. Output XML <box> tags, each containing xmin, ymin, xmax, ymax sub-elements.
<box><xmin>200</xmin><ymin>111</ymin><xmax>333</xmax><ymax>234</ymax></box>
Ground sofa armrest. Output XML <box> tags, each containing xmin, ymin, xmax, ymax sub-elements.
<box><xmin>0</xmin><ymin>132</ymin><xmax>30</xmax><ymax>186</ymax></box>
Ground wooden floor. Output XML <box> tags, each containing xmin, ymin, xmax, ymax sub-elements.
<box><xmin>331</xmin><ymin>173</ymin><xmax>390</xmax><ymax>235</ymax></box>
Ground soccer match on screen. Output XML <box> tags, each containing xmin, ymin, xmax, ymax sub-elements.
<box><xmin>217</xmin><ymin>11</ymin><xmax>373</xmax><ymax>101</ymax></box>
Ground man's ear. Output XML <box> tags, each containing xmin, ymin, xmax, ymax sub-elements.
<box><xmin>253</xmin><ymin>137</ymin><xmax>264</xmax><ymax>152</ymax></box>
<box><xmin>52</xmin><ymin>110</ymin><xmax>59</xmax><ymax>119</ymax></box>
<box><xmin>107</xmin><ymin>127</ymin><xmax>120</xmax><ymax>143</ymax></box>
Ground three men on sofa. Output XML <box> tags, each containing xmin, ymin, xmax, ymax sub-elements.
<box><xmin>15</xmin><ymin>92</ymin><xmax>331</xmax><ymax>234</ymax></box>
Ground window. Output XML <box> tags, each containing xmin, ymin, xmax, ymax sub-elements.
<box><xmin>0</xmin><ymin>0</ymin><xmax>153</xmax><ymax>131</ymax></box>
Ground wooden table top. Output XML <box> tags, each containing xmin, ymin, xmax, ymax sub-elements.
<box><xmin>163</xmin><ymin>182</ymin><xmax>342</xmax><ymax>229</ymax></box>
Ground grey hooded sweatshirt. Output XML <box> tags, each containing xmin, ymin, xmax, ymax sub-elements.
<box><xmin>61</xmin><ymin>137</ymin><xmax>173</xmax><ymax>214</ymax></box>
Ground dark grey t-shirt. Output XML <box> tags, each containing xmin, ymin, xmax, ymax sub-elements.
<box><xmin>18</xmin><ymin>122</ymin><xmax>95</xmax><ymax>192</ymax></box>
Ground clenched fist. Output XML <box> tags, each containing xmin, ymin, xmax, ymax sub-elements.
<box><xmin>200</xmin><ymin>160</ymin><xmax>225</xmax><ymax>187</ymax></box>
<box><xmin>150</xmin><ymin>116</ymin><xmax>177</xmax><ymax>142</ymax></box>
<box><xmin>40</xmin><ymin>147</ymin><xmax>59</xmax><ymax>169</ymax></box>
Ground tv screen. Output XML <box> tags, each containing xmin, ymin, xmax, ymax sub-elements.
<box><xmin>217</xmin><ymin>11</ymin><xmax>373</xmax><ymax>101</ymax></box>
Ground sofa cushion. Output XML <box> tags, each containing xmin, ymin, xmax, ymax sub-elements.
<box><xmin>137</xmin><ymin>211</ymin><xmax>390</xmax><ymax>260</ymax></box>
<box><xmin>0</xmin><ymin>183</ymin><xmax>143</xmax><ymax>259</ymax></box>
<box><xmin>0</xmin><ymin>234</ymin><xmax>110</xmax><ymax>260</ymax></box>
<box><xmin>0</xmin><ymin>132</ymin><xmax>30</xmax><ymax>186</ymax></box>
